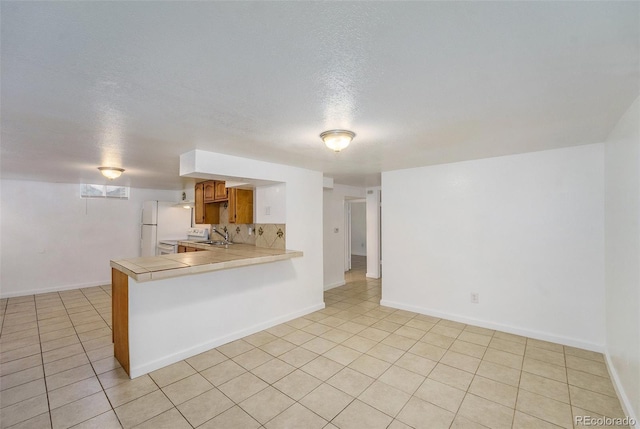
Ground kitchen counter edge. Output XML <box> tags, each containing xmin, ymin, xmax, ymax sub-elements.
<box><xmin>110</xmin><ymin>243</ymin><xmax>303</xmax><ymax>282</ymax></box>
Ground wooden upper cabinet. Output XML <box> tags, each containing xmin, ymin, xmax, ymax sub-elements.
<box><xmin>205</xmin><ymin>204</ymin><xmax>220</xmax><ymax>224</ymax></box>
<box><xmin>213</xmin><ymin>181</ymin><xmax>228</xmax><ymax>202</ymax></box>
<box><xmin>228</xmin><ymin>188</ymin><xmax>254</xmax><ymax>224</ymax></box>
<box><xmin>203</xmin><ymin>180</ymin><xmax>227</xmax><ymax>203</ymax></box>
<box><xmin>196</xmin><ymin>181</ymin><xmax>251</xmax><ymax>225</ymax></box>
<box><xmin>203</xmin><ymin>181</ymin><xmax>216</xmax><ymax>203</ymax></box>
<box><xmin>194</xmin><ymin>183</ymin><xmax>205</xmax><ymax>224</ymax></box>
<box><xmin>195</xmin><ymin>181</ymin><xmax>220</xmax><ymax>224</ymax></box>
<box><xmin>227</xmin><ymin>188</ymin><xmax>237</xmax><ymax>223</ymax></box>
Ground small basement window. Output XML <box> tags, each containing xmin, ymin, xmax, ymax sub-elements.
<box><xmin>80</xmin><ymin>184</ymin><xmax>130</xmax><ymax>199</ymax></box>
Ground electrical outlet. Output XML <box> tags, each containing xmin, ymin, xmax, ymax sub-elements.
<box><xmin>470</xmin><ymin>293</ymin><xmax>479</xmax><ymax>304</ymax></box>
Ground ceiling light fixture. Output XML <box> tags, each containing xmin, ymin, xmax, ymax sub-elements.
<box><xmin>98</xmin><ymin>167</ymin><xmax>125</xmax><ymax>180</ymax></box>
<box><xmin>320</xmin><ymin>129</ymin><xmax>355</xmax><ymax>152</ymax></box>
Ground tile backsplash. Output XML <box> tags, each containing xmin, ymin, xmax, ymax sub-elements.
<box><xmin>210</xmin><ymin>203</ymin><xmax>256</xmax><ymax>245</ymax></box>
<box><xmin>255</xmin><ymin>224</ymin><xmax>286</xmax><ymax>250</ymax></box>
<box><xmin>210</xmin><ymin>204</ymin><xmax>285</xmax><ymax>249</ymax></box>
<box><xmin>211</xmin><ymin>223</ymin><xmax>256</xmax><ymax>245</ymax></box>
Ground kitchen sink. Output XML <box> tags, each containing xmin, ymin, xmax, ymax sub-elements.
<box><xmin>196</xmin><ymin>240</ymin><xmax>232</xmax><ymax>245</ymax></box>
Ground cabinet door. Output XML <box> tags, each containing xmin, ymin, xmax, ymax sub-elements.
<box><xmin>235</xmin><ymin>189</ymin><xmax>254</xmax><ymax>224</ymax></box>
<box><xmin>227</xmin><ymin>188</ymin><xmax>253</xmax><ymax>224</ymax></box>
<box><xmin>213</xmin><ymin>181</ymin><xmax>228</xmax><ymax>202</ymax></box>
<box><xmin>194</xmin><ymin>183</ymin><xmax>205</xmax><ymax>224</ymax></box>
<box><xmin>204</xmin><ymin>202</ymin><xmax>220</xmax><ymax>224</ymax></box>
<box><xmin>186</xmin><ymin>246</ymin><xmax>197</xmax><ymax>252</ymax></box>
<box><xmin>177</xmin><ymin>245</ymin><xmax>187</xmax><ymax>253</ymax></box>
<box><xmin>228</xmin><ymin>188</ymin><xmax>237</xmax><ymax>223</ymax></box>
<box><xmin>203</xmin><ymin>181</ymin><xmax>216</xmax><ymax>203</ymax></box>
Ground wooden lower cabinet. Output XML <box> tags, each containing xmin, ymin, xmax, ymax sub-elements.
<box><xmin>178</xmin><ymin>245</ymin><xmax>205</xmax><ymax>253</ymax></box>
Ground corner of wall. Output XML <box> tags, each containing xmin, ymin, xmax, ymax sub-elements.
<box><xmin>604</xmin><ymin>353</ymin><xmax>640</xmax><ymax>428</ymax></box>
<box><xmin>604</xmin><ymin>95</ymin><xmax>640</xmax><ymax>424</ymax></box>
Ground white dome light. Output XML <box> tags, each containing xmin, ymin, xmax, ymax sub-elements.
<box><xmin>98</xmin><ymin>167</ymin><xmax>125</xmax><ymax>180</ymax></box>
<box><xmin>320</xmin><ymin>129</ymin><xmax>356</xmax><ymax>152</ymax></box>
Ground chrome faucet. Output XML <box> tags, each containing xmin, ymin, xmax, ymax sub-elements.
<box><xmin>212</xmin><ymin>227</ymin><xmax>230</xmax><ymax>244</ymax></box>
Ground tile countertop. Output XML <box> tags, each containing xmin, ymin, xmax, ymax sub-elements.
<box><xmin>110</xmin><ymin>242</ymin><xmax>303</xmax><ymax>282</ymax></box>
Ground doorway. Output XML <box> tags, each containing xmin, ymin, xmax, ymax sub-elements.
<box><xmin>345</xmin><ymin>199</ymin><xmax>367</xmax><ymax>280</ymax></box>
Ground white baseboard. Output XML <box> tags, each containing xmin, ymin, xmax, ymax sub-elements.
<box><xmin>324</xmin><ymin>280</ymin><xmax>346</xmax><ymax>291</ymax></box>
<box><xmin>129</xmin><ymin>302</ymin><xmax>326</xmax><ymax>378</ymax></box>
<box><xmin>366</xmin><ymin>273</ymin><xmax>380</xmax><ymax>279</ymax></box>
<box><xmin>604</xmin><ymin>352</ymin><xmax>639</xmax><ymax>428</ymax></box>
<box><xmin>0</xmin><ymin>280</ymin><xmax>111</xmax><ymax>299</ymax></box>
<box><xmin>351</xmin><ymin>252</ymin><xmax>367</xmax><ymax>257</ymax></box>
<box><xmin>380</xmin><ymin>299</ymin><xmax>604</xmax><ymax>352</ymax></box>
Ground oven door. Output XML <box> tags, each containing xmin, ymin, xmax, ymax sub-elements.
<box><xmin>157</xmin><ymin>243</ymin><xmax>177</xmax><ymax>255</ymax></box>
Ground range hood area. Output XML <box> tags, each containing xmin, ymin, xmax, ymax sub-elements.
<box><xmin>177</xmin><ymin>190</ymin><xmax>195</xmax><ymax>208</ymax></box>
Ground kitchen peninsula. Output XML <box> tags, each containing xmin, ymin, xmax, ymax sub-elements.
<box><xmin>110</xmin><ymin>243</ymin><xmax>305</xmax><ymax>378</ymax></box>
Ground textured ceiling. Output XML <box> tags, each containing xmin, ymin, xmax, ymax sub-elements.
<box><xmin>1</xmin><ymin>2</ymin><xmax>638</xmax><ymax>189</ymax></box>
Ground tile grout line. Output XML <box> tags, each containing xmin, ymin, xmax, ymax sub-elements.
<box><xmin>2</xmin><ymin>273</ymin><xmax>623</xmax><ymax>429</ymax></box>
<box><xmin>54</xmin><ymin>289</ymin><xmax>115</xmax><ymax>429</ymax></box>
<box><xmin>0</xmin><ymin>297</ymin><xmax>8</xmax><ymax>336</ymax></box>
<box><xmin>36</xmin><ymin>292</ymin><xmax>54</xmax><ymax>429</ymax></box>
<box><xmin>321</xmin><ymin>287</ymin><xmax>527</xmax><ymax>428</ymax></box>
<box><xmin>75</xmin><ymin>285</ymin><xmax>130</xmax><ymax>428</ymax></box>
<box><xmin>511</xmin><ymin>341</ymin><xmax>525</xmax><ymax>429</ymax></box>
<box><xmin>79</xmin><ymin>286</ymin><xmax>113</xmax><ymax>330</ymax></box>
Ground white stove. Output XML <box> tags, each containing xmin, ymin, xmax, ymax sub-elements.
<box><xmin>157</xmin><ymin>240</ymin><xmax>180</xmax><ymax>255</ymax></box>
<box><xmin>186</xmin><ymin>228</ymin><xmax>209</xmax><ymax>241</ymax></box>
<box><xmin>157</xmin><ymin>228</ymin><xmax>209</xmax><ymax>255</ymax></box>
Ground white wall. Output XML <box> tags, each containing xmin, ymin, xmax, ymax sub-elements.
<box><xmin>323</xmin><ymin>184</ymin><xmax>366</xmax><ymax>290</ymax></box>
<box><xmin>255</xmin><ymin>183</ymin><xmax>286</xmax><ymax>224</ymax></box>
<box><xmin>381</xmin><ymin>144</ymin><xmax>605</xmax><ymax>350</ymax></box>
<box><xmin>0</xmin><ymin>180</ymin><xmax>179</xmax><ymax>297</ymax></box>
<box><xmin>350</xmin><ymin>202</ymin><xmax>367</xmax><ymax>256</ymax></box>
<box><xmin>128</xmin><ymin>258</ymin><xmax>320</xmax><ymax>377</ymax></box>
<box><xmin>604</xmin><ymin>96</ymin><xmax>640</xmax><ymax>422</ymax></box>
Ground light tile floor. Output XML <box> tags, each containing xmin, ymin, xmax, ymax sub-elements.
<box><xmin>0</xmin><ymin>256</ymin><xmax>630</xmax><ymax>428</ymax></box>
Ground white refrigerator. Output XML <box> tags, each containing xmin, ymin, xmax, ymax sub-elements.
<box><xmin>141</xmin><ymin>201</ymin><xmax>192</xmax><ymax>257</ymax></box>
